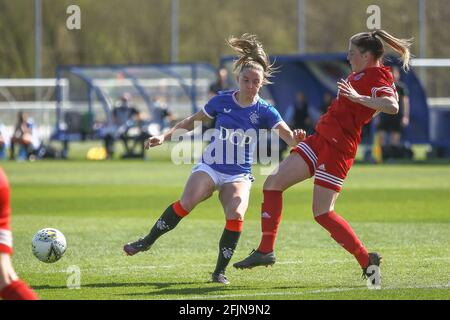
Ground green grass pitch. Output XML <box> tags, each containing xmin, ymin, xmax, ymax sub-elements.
<box><xmin>2</xmin><ymin>160</ymin><xmax>449</xmax><ymax>300</ymax></box>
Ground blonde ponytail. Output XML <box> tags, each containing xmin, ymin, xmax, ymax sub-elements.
<box><xmin>226</xmin><ymin>34</ymin><xmax>275</xmax><ymax>84</ymax></box>
<box><xmin>351</xmin><ymin>30</ymin><xmax>413</xmax><ymax>71</ymax></box>
<box><xmin>373</xmin><ymin>30</ymin><xmax>413</xmax><ymax>71</ymax></box>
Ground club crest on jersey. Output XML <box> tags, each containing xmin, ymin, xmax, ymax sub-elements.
<box><xmin>249</xmin><ymin>111</ymin><xmax>259</xmax><ymax>124</ymax></box>
<box><xmin>353</xmin><ymin>72</ymin><xmax>365</xmax><ymax>81</ymax></box>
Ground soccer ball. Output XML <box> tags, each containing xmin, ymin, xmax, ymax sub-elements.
<box><xmin>31</xmin><ymin>228</ymin><xmax>67</xmax><ymax>263</ymax></box>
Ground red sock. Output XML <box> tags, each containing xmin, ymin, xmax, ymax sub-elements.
<box><xmin>225</xmin><ymin>219</ymin><xmax>243</xmax><ymax>232</ymax></box>
<box><xmin>0</xmin><ymin>280</ymin><xmax>38</xmax><ymax>300</ymax></box>
<box><xmin>172</xmin><ymin>200</ymin><xmax>189</xmax><ymax>218</ymax></box>
<box><xmin>315</xmin><ymin>211</ymin><xmax>369</xmax><ymax>268</ymax></box>
<box><xmin>257</xmin><ymin>190</ymin><xmax>283</xmax><ymax>253</ymax></box>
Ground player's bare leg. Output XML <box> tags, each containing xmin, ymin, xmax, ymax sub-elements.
<box><xmin>234</xmin><ymin>152</ymin><xmax>311</xmax><ymax>269</ymax></box>
<box><xmin>0</xmin><ymin>253</ymin><xmax>18</xmax><ymax>290</ymax></box>
<box><xmin>178</xmin><ymin>171</ymin><xmax>216</xmax><ymax>212</ymax></box>
<box><xmin>124</xmin><ymin>171</ymin><xmax>215</xmax><ymax>255</ymax></box>
<box><xmin>0</xmin><ymin>168</ymin><xmax>38</xmax><ymax>300</ymax></box>
<box><xmin>312</xmin><ymin>185</ymin><xmax>339</xmax><ymax>218</ymax></box>
<box><xmin>211</xmin><ymin>181</ymin><xmax>250</xmax><ymax>284</ymax></box>
<box><xmin>0</xmin><ymin>253</ymin><xmax>38</xmax><ymax>300</ymax></box>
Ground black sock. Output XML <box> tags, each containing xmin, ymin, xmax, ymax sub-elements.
<box><xmin>143</xmin><ymin>203</ymin><xmax>183</xmax><ymax>246</ymax></box>
<box><xmin>214</xmin><ymin>228</ymin><xmax>241</xmax><ymax>275</ymax></box>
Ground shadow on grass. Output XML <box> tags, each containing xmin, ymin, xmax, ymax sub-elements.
<box><xmin>33</xmin><ymin>281</ymin><xmax>198</xmax><ymax>290</ymax></box>
<box><xmin>33</xmin><ymin>281</ymin><xmax>371</xmax><ymax>299</ymax></box>
<box><xmin>120</xmin><ymin>285</ymin><xmax>234</xmax><ymax>297</ymax></box>
<box><xmin>33</xmin><ymin>280</ymin><xmax>267</xmax><ymax>297</ymax></box>
<box><xmin>118</xmin><ymin>285</ymin><xmax>370</xmax><ymax>299</ymax></box>
<box><xmin>118</xmin><ymin>282</ymin><xmax>314</xmax><ymax>298</ymax></box>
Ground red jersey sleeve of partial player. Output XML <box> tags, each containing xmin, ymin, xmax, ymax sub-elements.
<box><xmin>0</xmin><ymin>168</ymin><xmax>13</xmax><ymax>254</ymax></box>
<box><xmin>370</xmin><ymin>77</ymin><xmax>398</xmax><ymax>100</ymax></box>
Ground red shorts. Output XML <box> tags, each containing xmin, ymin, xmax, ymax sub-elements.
<box><xmin>292</xmin><ymin>134</ymin><xmax>354</xmax><ymax>192</ymax></box>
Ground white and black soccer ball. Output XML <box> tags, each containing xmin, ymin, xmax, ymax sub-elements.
<box><xmin>31</xmin><ymin>228</ymin><xmax>67</xmax><ymax>263</ymax></box>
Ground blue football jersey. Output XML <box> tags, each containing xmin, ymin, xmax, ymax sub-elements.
<box><xmin>201</xmin><ymin>90</ymin><xmax>283</xmax><ymax>175</ymax></box>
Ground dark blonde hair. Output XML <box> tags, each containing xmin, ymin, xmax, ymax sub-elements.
<box><xmin>226</xmin><ymin>33</ymin><xmax>275</xmax><ymax>84</ymax></box>
<box><xmin>350</xmin><ymin>29</ymin><xmax>413</xmax><ymax>71</ymax></box>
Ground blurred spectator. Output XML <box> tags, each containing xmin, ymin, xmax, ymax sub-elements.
<box><xmin>209</xmin><ymin>67</ymin><xmax>230</xmax><ymax>97</ymax></box>
<box><xmin>360</xmin><ymin>123</ymin><xmax>375</xmax><ymax>163</ymax></box>
<box><xmin>320</xmin><ymin>92</ymin><xmax>333</xmax><ymax>116</ymax></box>
<box><xmin>376</xmin><ymin>66</ymin><xmax>411</xmax><ymax>160</ymax></box>
<box><xmin>0</xmin><ymin>123</ymin><xmax>9</xmax><ymax>160</ymax></box>
<box><xmin>120</xmin><ymin>110</ymin><xmax>151</xmax><ymax>159</ymax></box>
<box><xmin>103</xmin><ymin>93</ymin><xmax>139</xmax><ymax>159</ymax></box>
<box><xmin>292</xmin><ymin>92</ymin><xmax>313</xmax><ymax>134</ymax></box>
<box><xmin>277</xmin><ymin>93</ymin><xmax>310</xmax><ymax>160</ymax></box>
<box><xmin>204</xmin><ymin>67</ymin><xmax>230</xmax><ymax>136</ymax></box>
<box><xmin>152</xmin><ymin>96</ymin><xmax>176</xmax><ymax>133</ymax></box>
<box><xmin>9</xmin><ymin>111</ymin><xmax>40</xmax><ymax>161</ymax></box>
<box><xmin>278</xmin><ymin>92</ymin><xmax>312</xmax><ymax>160</ymax></box>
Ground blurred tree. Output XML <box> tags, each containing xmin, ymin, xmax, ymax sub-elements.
<box><xmin>0</xmin><ymin>0</ymin><xmax>448</xmax><ymax>97</ymax></box>
<box><xmin>0</xmin><ymin>1</ymin><xmax>34</xmax><ymax>77</ymax></box>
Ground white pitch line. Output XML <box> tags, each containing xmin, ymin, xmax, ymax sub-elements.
<box><xmin>423</xmin><ymin>257</ymin><xmax>450</xmax><ymax>261</ymax></box>
<box><xmin>176</xmin><ymin>283</ymin><xmax>450</xmax><ymax>300</ymax></box>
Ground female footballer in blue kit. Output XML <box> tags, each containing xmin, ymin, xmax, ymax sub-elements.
<box><xmin>123</xmin><ymin>34</ymin><xmax>305</xmax><ymax>284</ymax></box>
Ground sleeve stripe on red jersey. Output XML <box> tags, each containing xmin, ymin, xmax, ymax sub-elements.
<box><xmin>371</xmin><ymin>86</ymin><xmax>397</xmax><ymax>99</ymax></box>
<box><xmin>0</xmin><ymin>229</ymin><xmax>13</xmax><ymax>249</ymax></box>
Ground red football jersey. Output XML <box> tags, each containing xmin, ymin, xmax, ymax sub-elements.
<box><xmin>315</xmin><ymin>66</ymin><xmax>397</xmax><ymax>156</ymax></box>
<box><xmin>0</xmin><ymin>167</ymin><xmax>12</xmax><ymax>253</ymax></box>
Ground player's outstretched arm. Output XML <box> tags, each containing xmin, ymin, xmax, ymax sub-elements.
<box><xmin>144</xmin><ymin>110</ymin><xmax>210</xmax><ymax>149</ymax></box>
<box><xmin>337</xmin><ymin>79</ymin><xmax>399</xmax><ymax>114</ymax></box>
<box><xmin>274</xmin><ymin>122</ymin><xmax>306</xmax><ymax>147</ymax></box>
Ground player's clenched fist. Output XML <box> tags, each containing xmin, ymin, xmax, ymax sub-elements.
<box><xmin>144</xmin><ymin>135</ymin><xmax>165</xmax><ymax>149</ymax></box>
<box><xmin>293</xmin><ymin>129</ymin><xmax>306</xmax><ymax>143</ymax></box>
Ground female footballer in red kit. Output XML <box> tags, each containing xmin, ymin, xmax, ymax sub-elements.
<box><xmin>0</xmin><ymin>167</ymin><xmax>38</xmax><ymax>300</ymax></box>
<box><xmin>234</xmin><ymin>30</ymin><xmax>412</xmax><ymax>282</ymax></box>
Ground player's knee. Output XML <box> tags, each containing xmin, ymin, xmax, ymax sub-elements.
<box><xmin>180</xmin><ymin>192</ymin><xmax>212</xmax><ymax>212</ymax></box>
<box><xmin>226</xmin><ymin>210</ymin><xmax>244</xmax><ymax>221</ymax></box>
<box><xmin>312</xmin><ymin>204</ymin><xmax>331</xmax><ymax>218</ymax></box>
<box><xmin>0</xmin><ymin>272</ymin><xmax>14</xmax><ymax>291</ymax></box>
<box><xmin>263</xmin><ymin>175</ymin><xmax>282</xmax><ymax>191</ymax></box>
<box><xmin>179</xmin><ymin>197</ymin><xmax>196</xmax><ymax>212</ymax></box>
